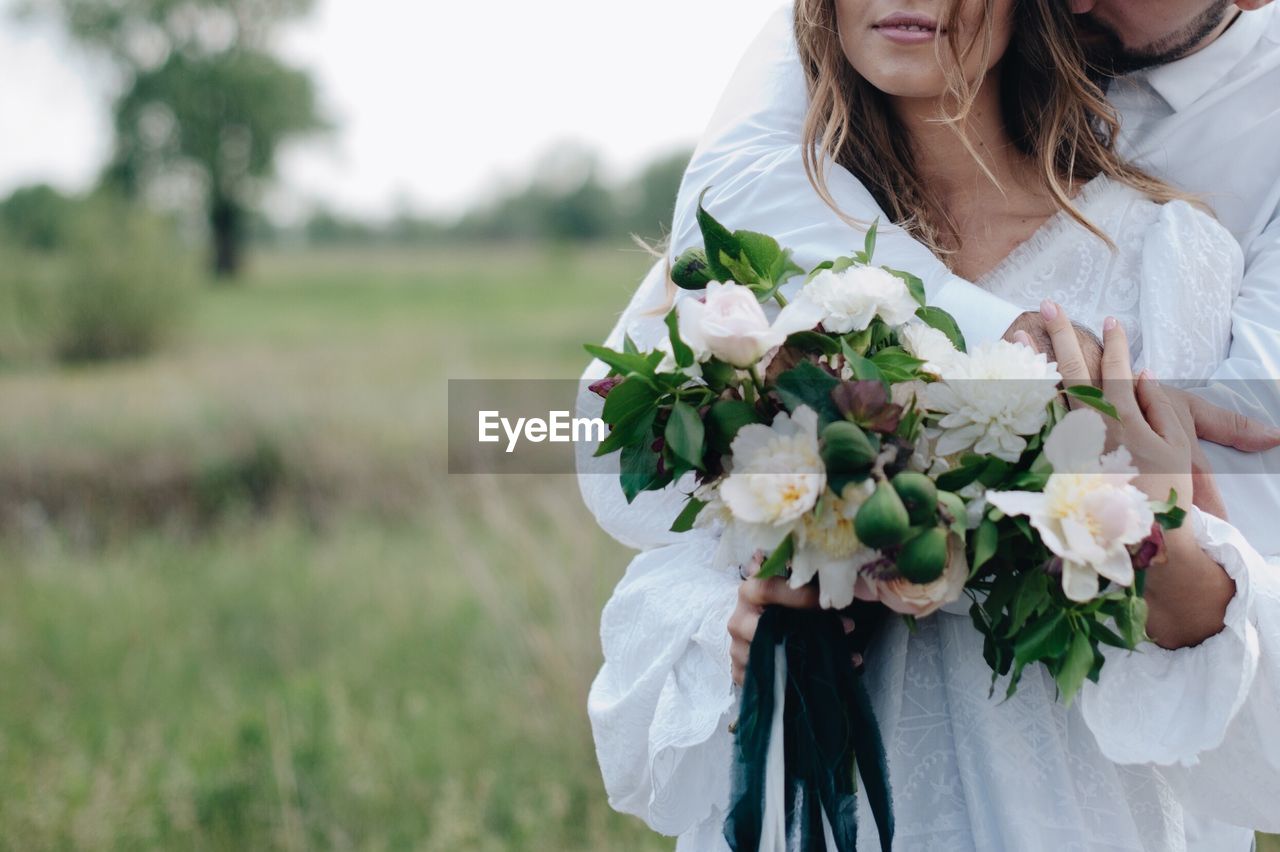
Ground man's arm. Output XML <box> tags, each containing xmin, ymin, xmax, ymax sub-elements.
<box><xmin>669</xmin><ymin>5</ymin><xmax>1024</xmax><ymax>347</ymax></box>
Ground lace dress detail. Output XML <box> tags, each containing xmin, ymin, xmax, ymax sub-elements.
<box><xmin>977</xmin><ymin>176</ymin><xmax>1240</xmax><ymax>381</ymax></box>
<box><xmin>580</xmin><ymin>179</ymin><xmax>1277</xmax><ymax>851</ymax></box>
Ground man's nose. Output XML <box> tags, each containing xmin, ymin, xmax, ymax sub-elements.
<box><xmin>1068</xmin><ymin>0</ymin><xmax>1097</xmax><ymax>12</ymax></box>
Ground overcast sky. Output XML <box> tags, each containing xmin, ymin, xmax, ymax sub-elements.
<box><xmin>0</xmin><ymin>0</ymin><xmax>788</xmax><ymax>221</ymax></box>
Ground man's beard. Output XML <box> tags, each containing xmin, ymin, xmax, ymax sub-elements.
<box><xmin>1077</xmin><ymin>0</ymin><xmax>1236</xmax><ymax>75</ymax></box>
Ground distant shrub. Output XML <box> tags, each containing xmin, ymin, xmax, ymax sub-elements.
<box><xmin>0</xmin><ymin>183</ymin><xmax>78</xmax><ymax>251</ymax></box>
<box><xmin>51</xmin><ymin>197</ymin><xmax>195</xmax><ymax>363</ymax></box>
<box><xmin>194</xmin><ymin>439</ymin><xmax>288</xmax><ymax>520</ymax></box>
<box><xmin>0</xmin><ymin>196</ymin><xmax>195</xmax><ymax>364</ymax></box>
<box><xmin>0</xmin><ymin>245</ymin><xmax>63</xmax><ymax>362</ymax></box>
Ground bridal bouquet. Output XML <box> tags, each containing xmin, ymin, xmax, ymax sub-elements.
<box><xmin>584</xmin><ymin>197</ymin><xmax>1184</xmax><ymax>852</ymax></box>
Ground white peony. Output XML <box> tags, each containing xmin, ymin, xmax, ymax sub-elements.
<box><xmin>920</xmin><ymin>339</ymin><xmax>1061</xmax><ymax>462</ymax></box>
<box><xmin>720</xmin><ymin>406</ymin><xmax>826</xmax><ymax>526</ymax></box>
<box><xmin>677</xmin><ymin>281</ymin><xmax>816</xmax><ymax>368</ymax></box>
<box><xmin>787</xmin><ymin>265</ymin><xmax>920</xmax><ymax>334</ymax></box>
<box><xmin>898</xmin><ymin>321</ymin><xmax>963</xmax><ymax>376</ymax></box>
<box><xmin>986</xmin><ymin>408</ymin><xmax>1155</xmax><ymax>602</ymax></box>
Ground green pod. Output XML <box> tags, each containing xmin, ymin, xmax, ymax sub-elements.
<box><xmin>896</xmin><ymin>526</ymin><xmax>950</xmax><ymax>584</ymax></box>
<box><xmin>821</xmin><ymin>421</ymin><xmax>879</xmax><ymax>494</ymax></box>
<box><xmin>892</xmin><ymin>471</ymin><xmax>938</xmax><ymax>526</ymax></box>
<box><xmin>855</xmin><ymin>480</ymin><xmax>911</xmax><ymax>549</ymax></box>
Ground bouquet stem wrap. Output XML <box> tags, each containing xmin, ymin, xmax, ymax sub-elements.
<box><xmin>725</xmin><ymin>606</ymin><xmax>894</xmax><ymax>852</ymax></box>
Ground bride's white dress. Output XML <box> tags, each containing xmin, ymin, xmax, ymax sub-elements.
<box><xmin>577</xmin><ymin>179</ymin><xmax>1280</xmax><ymax>851</ymax></box>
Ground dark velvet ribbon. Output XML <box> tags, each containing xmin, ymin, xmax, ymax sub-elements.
<box><xmin>725</xmin><ymin>603</ymin><xmax>894</xmax><ymax>852</ymax></box>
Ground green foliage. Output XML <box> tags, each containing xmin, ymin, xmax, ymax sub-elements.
<box><xmin>1064</xmin><ymin>384</ymin><xmax>1120</xmax><ymax>420</ymax></box>
<box><xmin>0</xmin><ymin>195</ymin><xmax>194</xmax><ymax>364</ymax></box>
<box><xmin>55</xmin><ymin>197</ymin><xmax>196</xmax><ymax>362</ymax></box>
<box><xmin>21</xmin><ymin>0</ymin><xmax>326</xmax><ymax>276</ymax></box>
<box><xmin>0</xmin><ymin>183</ymin><xmax>78</xmax><ymax>251</ymax></box>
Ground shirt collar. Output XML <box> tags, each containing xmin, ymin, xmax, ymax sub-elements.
<box><xmin>1132</xmin><ymin>6</ymin><xmax>1273</xmax><ymax>113</ymax></box>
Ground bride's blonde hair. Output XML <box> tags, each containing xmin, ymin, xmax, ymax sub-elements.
<box><xmin>794</xmin><ymin>0</ymin><xmax>1191</xmax><ymax>257</ymax></box>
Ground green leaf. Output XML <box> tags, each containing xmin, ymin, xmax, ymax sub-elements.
<box><xmin>935</xmin><ymin>457</ymin><xmax>988</xmax><ymax>492</ymax></box>
<box><xmin>670</xmin><ymin>498</ymin><xmax>707</xmax><ymax>533</ymax></box>
<box><xmin>884</xmin><ymin>267</ymin><xmax>927</xmax><ymax>306</ymax></box>
<box><xmin>583</xmin><ymin>343</ymin><xmax>663</xmax><ymax>379</ymax></box>
<box><xmin>869</xmin><ymin>346</ymin><xmax>926</xmax><ymax>383</ymax></box>
<box><xmin>595</xmin><ymin>408</ymin><xmax>655</xmax><ymax>457</ymax></box>
<box><xmin>700</xmin><ymin>358</ymin><xmax>736</xmax><ymax>391</ymax></box>
<box><xmin>913</xmin><ymin>306</ymin><xmax>968</xmax><ymax>353</ymax></box>
<box><xmin>1056</xmin><ymin>629</ymin><xmax>1095</xmax><ymax>706</ymax></box>
<box><xmin>757</xmin><ymin>534</ymin><xmax>795</xmax><ymax>580</ymax></box>
<box><xmin>1007</xmin><ymin>471</ymin><xmax>1050</xmax><ymax>490</ymax></box>
<box><xmin>784</xmin><ymin>330</ymin><xmax>841</xmax><ymax>356</ymax></box>
<box><xmin>1064</xmin><ymin>384</ymin><xmax>1120</xmax><ymax>420</ymax></box>
<box><xmin>671</xmin><ymin>247</ymin><xmax>713</xmax><ymax>289</ymax></box>
<box><xmin>768</xmin><ymin>250</ymin><xmax>805</xmax><ymax>290</ymax></box>
<box><xmin>696</xmin><ymin>188</ymin><xmax>741</xmax><ymax>282</ymax></box>
<box><xmin>601</xmin><ymin>376</ymin><xmax>660</xmax><ymax>427</ymax></box>
<box><xmin>1115</xmin><ymin>595</ymin><xmax>1148</xmax><ymax>647</ymax></box>
<box><xmin>1088</xmin><ymin>618</ymin><xmax>1130</xmax><ymax>649</ymax></box>
<box><xmin>707</xmin><ymin>399</ymin><xmax>760</xmax><ymax>455</ymax></box>
<box><xmin>774</xmin><ymin>361</ymin><xmax>841</xmax><ymax>424</ymax></box>
<box><xmin>620</xmin><ymin>441</ymin><xmax>662</xmax><ymax>503</ymax></box>
<box><xmin>863</xmin><ymin>219</ymin><xmax>878</xmax><ymax>262</ymax></box>
<box><xmin>1014</xmin><ymin>610</ymin><xmax>1070</xmax><ymax>665</ymax></box>
<box><xmin>665</xmin><ymin>400</ymin><xmax>705</xmax><ymax>471</ymax></box>
<box><xmin>1008</xmin><ymin>571</ymin><xmax>1049</xmax><ymax>636</ymax></box>
<box><xmin>973</xmin><ymin>518</ymin><xmax>999</xmax><ymax>572</ymax></box>
<box><xmin>840</xmin><ymin>339</ymin><xmax>883</xmax><ymax>384</ymax></box>
<box><xmin>1153</xmin><ymin>488</ymin><xmax>1187</xmax><ymax>529</ymax></box>
<box><xmin>736</xmin><ymin>230</ymin><xmax>785</xmax><ymax>283</ymax></box>
<box><xmin>718</xmin><ymin>249</ymin><xmax>760</xmax><ymax>288</ymax></box>
<box><xmin>664</xmin><ymin>309</ymin><xmax>695</xmax><ymax>369</ymax></box>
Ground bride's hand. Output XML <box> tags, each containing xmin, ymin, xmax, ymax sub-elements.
<box><xmin>729</xmin><ymin>566</ymin><xmax>818</xmax><ymax>686</ymax></box>
<box><xmin>1030</xmin><ymin>300</ymin><xmax>1230</xmax><ymax>519</ymax></box>
<box><xmin>1094</xmin><ymin>317</ymin><xmax>1194</xmax><ymax>513</ymax></box>
<box><xmin>1055</xmin><ymin>316</ymin><xmax>1234</xmax><ymax>648</ymax></box>
<box><xmin>728</xmin><ymin>558</ymin><xmax>859</xmax><ymax>685</ymax></box>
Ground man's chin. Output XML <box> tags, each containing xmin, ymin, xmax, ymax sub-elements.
<box><xmin>1073</xmin><ymin>17</ymin><xmax>1171</xmax><ymax>75</ymax></box>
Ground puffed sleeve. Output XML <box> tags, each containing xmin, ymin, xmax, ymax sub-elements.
<box><xmin>1078</xmin><ymin>508</ymin><xmax>1280</xmax><ymax>832</ymax></box>
<box><xmin>587</xmin><ymin>535</ymin><xmax>741</xmax><ymax>835</ymax></box>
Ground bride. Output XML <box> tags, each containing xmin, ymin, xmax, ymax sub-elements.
<box><xmin>578</xmin><ymin>0</ymin><xmax>1280</xmax><ymax>849</ymax></box>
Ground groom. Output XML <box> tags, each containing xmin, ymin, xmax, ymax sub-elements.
<box><xmin>671</xmin><ymin>0</ymin><xmax>1280</xmax><ymax>550</ymax></box>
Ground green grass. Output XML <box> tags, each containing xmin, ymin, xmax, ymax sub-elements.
<box><xmin>0</xmin><ymin>243</ymin><xmax>671</xmax><ymax>850</ymax></box>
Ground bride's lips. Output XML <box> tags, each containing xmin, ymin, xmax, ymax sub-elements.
<box><xmin>872</xmin><ymin>12</ymin><xmax>942</xmax><ymax>45</ymax></box>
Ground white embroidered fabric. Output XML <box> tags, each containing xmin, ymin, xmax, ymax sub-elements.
<box><xmin>578</xmin><ymin>180</ymin><xmax>1280</xmax><ymax>851</ymax></box>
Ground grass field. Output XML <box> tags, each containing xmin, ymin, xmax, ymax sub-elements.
<box><xmin>0</xmin><ymin>244</ymin><xmax>671</xmax><ymax>850</ymax></box>
<box><xmin>2</xmin><ymin>243</ymin><xmax>1276</xmax><ymax>851</ymax></box>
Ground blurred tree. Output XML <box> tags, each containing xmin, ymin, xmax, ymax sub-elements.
<box><xmin>18</xmin><ymin>0</ymin><xmax>326</xmax><ymax>278</ymax></box>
